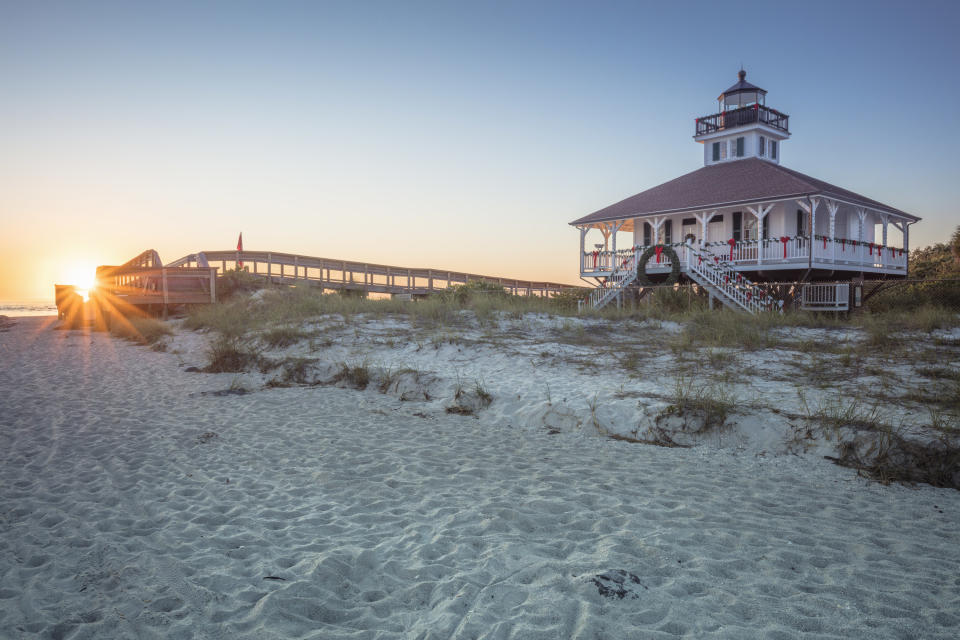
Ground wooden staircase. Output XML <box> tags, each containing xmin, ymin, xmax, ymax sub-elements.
<box><xmin>579</xmin><ymin>245</ymin><xmax>782</xmax><ymax>313</ymax></box>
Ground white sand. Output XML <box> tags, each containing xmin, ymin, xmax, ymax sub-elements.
<box><xmin>1</xmin><ymin>315</ymin><xmax>959</xmax><ymax>639</ymax></box>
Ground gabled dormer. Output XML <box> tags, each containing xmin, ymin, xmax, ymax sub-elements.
<box><xmin>694</xmin><ymin>69</ymin><xmax>790</xmax><ymax>167</ymax></box>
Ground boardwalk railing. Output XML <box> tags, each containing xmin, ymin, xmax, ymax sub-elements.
<box><xmin>166</xmin><ymin>250</ymin><xmax>575</xmax><ymax>298</ymax></box>
<box><xmin>95</xmin><ymin>265</ymin><xmax>217</xmax><ymax>306</ymax></box>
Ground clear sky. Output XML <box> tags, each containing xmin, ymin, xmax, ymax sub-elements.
<box><xmin>2</xmin><ymin>0</ymin><xmax>958</xmax><ymax>299</ymax></box>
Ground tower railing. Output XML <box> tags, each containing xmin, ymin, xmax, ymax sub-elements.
<box><xmin>695</xmin><ymin>104</ymin><xmax>789</xmax><ymax>136</ymax></box>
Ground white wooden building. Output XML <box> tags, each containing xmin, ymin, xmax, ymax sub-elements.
<box><xmin>571</xmin><ymin>70</ymin><xmax>920</xmax><ymax>311</ymax></box>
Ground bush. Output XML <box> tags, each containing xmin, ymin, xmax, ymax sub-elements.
<box><xmin>204</xmin><ymin>335</ymin><xmax>262</xmax><ymax>373</ymax></box>
<box><xmin>109</xmin><ymin>316</ymin><xmax>172</xmax><ymax>345</ymax></box>
<box><xmin>217</xmin><ymin>268</ymin><xmax>267</xmax><ymax>300</ymax></box>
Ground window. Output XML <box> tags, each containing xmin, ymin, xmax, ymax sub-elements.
<box><xmin>720</xmin><ymin>141</ymin><xmax>727</xmax><ymax>160</ymax></box>
<box><xmin>732</xmin><ymin>211</ymin><xmax>742</xmax><ymax>242</ymax></box>
<box><xmin>759</xmin><ymin>136</ymin><xmax>766</xmax><ymax>157</ymax></box>
<box><xmin>682</xmin><ymin>217</ymin><xmax>697</xmax><ymax>226</ymax></box>
<box><xmin>743</xmin><ymin>215</ymin><xmax>757</xmax><ymax>242</ymax></box>
<box><xmin>712</xmin><ymin>142</ymin><xmax>720</xmax><ymax>162</ymax></box>
<box><xmin>643</xmin><ymin>222</ymin><xmax>652</xmax><ymax>246</ymax></box>
<box><xmin>796</xmin><ymin>209</ymin><xmax>806</xmax><ymax>236</ymax></box>
<box><xmin>663</xmin><ymin>220</ymin><xmax>673</xmax><ymax>244</ymax></box>
<box><xmin>736</xmin><ymin>137</ymin><xmax>745</xmax><ymax>157</ymax></box>
<box><xmin>771</xmin><ymin>140</ymin><xmax>778</xmax><ymax>159</ymax></box>
<box><xmin>761</xmin><ymin>215</ymin><xmax>769</xmax><ymax>239</ymax></box>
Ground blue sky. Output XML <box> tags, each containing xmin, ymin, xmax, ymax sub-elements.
<box><xmin>1</xmin><ymin>0</ymin><xmax>958</xmax><ymax>297</ymax></box>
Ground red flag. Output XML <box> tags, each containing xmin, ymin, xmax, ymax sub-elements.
<box><xmin>237</xmin><ymin>232</ymin><xmax>243</xmax><ymax>269</ymax></box>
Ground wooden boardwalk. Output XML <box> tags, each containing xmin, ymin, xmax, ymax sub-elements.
<box><xmin>95</xmin><ymin>250</ymin><xmax>217</xmax><ymax>307</ymax></box>
<box><xmin>165</xmin><ymin>249</ymin><xmax>576</xmax><ymax>297</ymax></box>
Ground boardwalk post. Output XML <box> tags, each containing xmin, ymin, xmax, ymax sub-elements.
<box><xmin>267</xmin><ymin>253</ymin><xmax>272</xmax><ymax>283</ymax></box>
<box><xmin>210</xmin><ymin>269</ymin><xmax>216</xmax><ymax>303</ymax></box>
<box><xmin>161</xmin><ymin>268</ymin><xmax>169</xmax><ymax>319</ymax></box>
<box><xmin>294</xmin><ymin>256</ymin><xmax>299</xmax><ymax>280</ymax></box>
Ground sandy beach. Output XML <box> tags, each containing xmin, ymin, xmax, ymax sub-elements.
<box><xmin>1</xmin><ymin>314</ymin><xmax>959</xmax><ymax>639</ymax></box>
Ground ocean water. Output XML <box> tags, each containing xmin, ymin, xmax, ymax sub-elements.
<box><xmin>0</xmin><ymin>300</ymin><xmax>58</xmax><ymax>317</ymax></box>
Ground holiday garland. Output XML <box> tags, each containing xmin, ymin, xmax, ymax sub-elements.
<box><xmin>636</xmin><ymin>244</ymin><xmax>681</xmax><ymax>286</ymax></box>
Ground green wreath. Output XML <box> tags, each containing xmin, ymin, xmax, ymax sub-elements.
<box><xmin>636</xmin><ymin>245</ymin><xmax>681</xmax><ymax>286</ymax></box>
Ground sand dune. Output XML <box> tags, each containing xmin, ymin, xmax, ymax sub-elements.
<box><xmin>1</xmin><ymin>316</ymin><xmax>958</xmax><ymax>639</ymax></box>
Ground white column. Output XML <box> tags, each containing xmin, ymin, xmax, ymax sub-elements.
<box><xmin>797</xmin><ymin>197</ymin><xmax>819</xmax><ymax>263</ymax></box>
<box><xmin>746</xmin><ymin>203</ymin><xmax>773</xmax><ymax>264</ymax></box>
<box><xmin>579</xmin><ymin>227</ymin><xmax>587</xmax><ymax>272</ymax></box>
<box><xmin>856</xmin><ymin>208</ymin><xmax>866</xmax><ymax>264</ymax></box>
<box><xmin>882</xmin><ymin>215</ymin><xmax>890</xmax><ymax>267</ymax></box>
<box><xmin>651</xmin><ymin>217</ymin><xmax>664</xmax><ymax>245</ymax></box>
<box><xmin>825</xmin><ymin>199</ymin><xmax>839</xmax><ymax>262</ymax></box>
<box><xmin>903</xmin><ymin>221</ymin><xmax>910</xmax><ymax>252</ymax></box>
<box><xmin>695</xmin><ymin>210</ymin><xmax>717</xmax><ymax>249</ymax></box>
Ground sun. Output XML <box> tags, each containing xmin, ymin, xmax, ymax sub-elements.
<box><xmin>64</xmin><ymin>264</ymin><xmax>98</xmax><ymax>301</ymax></box>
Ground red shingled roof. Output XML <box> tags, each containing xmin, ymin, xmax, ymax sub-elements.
<box><xmin>569</xmin><ymin>158</ymin><xmax>917</xmax><ymax>226</ymax></box>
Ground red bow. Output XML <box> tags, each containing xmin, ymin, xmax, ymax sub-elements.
<box><xmin>823</xmin><ymin>236</ymin><xmax>827</xmax><ymax>250</ymax></box>
<box><xmin>724</xmin><ymin>275</ymin><xmax>729</xmax><ymax>284</ymax></box>
<box><xmin>779</xmin><ymin>236</ymin><xmax>790</xmax><ymax>258</ymax></box>
<box><xmin>655</xmin><ymin>246</ymin><xmax>664</xmax><ymax>263</ymax></box>
<box><xmin>592</xmin><ymin>251</ymin><xmax>598</xmax><ymax>268</ymax></box>
<box><xmin>728</xmin><ymin>238</ymin><xmax>736</xmax><ymax>261</ymax></box>
<box><xmin>746</xmin><ymin>291</ymin><xmax>753</xmax><ymax>302</ymax></box>
<box><xmin>698</xmin><ymin>255</ymin><xmax>702</xmax><ymax>265</ymax></box>
<box><xmin>868</xmin><ymin>243</ymin><xmax>874</xmax><ymax>255</ymax></box>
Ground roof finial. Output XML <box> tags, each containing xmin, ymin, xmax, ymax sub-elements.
<box><xmin>738</xmin><ymin>67</ymin><xmax>746</xmax><ymax>82</ymax></box>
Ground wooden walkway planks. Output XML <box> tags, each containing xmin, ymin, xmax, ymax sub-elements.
<box><xmin>166</xmin><ymin>249</ymin><xmax>576</xmax><ymax>297</ymax></box>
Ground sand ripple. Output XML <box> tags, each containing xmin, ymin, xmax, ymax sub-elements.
<box><xmin>1</xmin><ymin>318</ymin><xmax>959</xmax><ymax>638</ymax></box>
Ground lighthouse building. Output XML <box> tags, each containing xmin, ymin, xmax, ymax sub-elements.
<box><xmin>571</xmin><ymin>70</ymin><xmax>919</xmax><ymax>311</ymax></box>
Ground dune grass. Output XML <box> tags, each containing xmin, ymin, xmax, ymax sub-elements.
<box><xmin>109</xmin><ymin>316</ymin><xmax>172</xmax><ymax>345</ymax></box>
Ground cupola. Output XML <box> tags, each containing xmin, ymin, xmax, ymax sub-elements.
<box><xmin>694</xmin><ymin>69</ymin><xmax>790</xmax><ymax>167</ymax></box>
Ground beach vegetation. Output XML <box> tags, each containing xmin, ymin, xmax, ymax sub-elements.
<box><xmin>333</xmin><ymin>361</ymin><xmax>371</xmax><ymax>390</ymax></box>
<box><xmin>261</xmin><ymin>325</ymin><xmax>310</xmax><ymax>348</ymax></box>
<box><xmin>217</xmin><ymin>268</ymin><xmax>267</xmax><ymax>300</ymax></box>
<box><xmin>829</xmin><ymin>422</ymin><xmax>960</xmax><ymax>489</ymax></box>
<box><xmin>109</xmin><ymin>315</ymin><xmax>172</xmax><ymax>345</ymax></box>
<box><xmin>659</xmin><ymin>376</ymin><xmax>737</xmax><ymax>435</ymax></box>
<box><xmin>204</xmin><ymin>335</ymin><xmax>263</xmax><ymax>373</ymax></box>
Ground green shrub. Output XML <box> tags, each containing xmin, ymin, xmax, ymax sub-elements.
<box><xmin>217</xmin><ymin>268</ymin><xmax>267</xmax><ymax>300</ymax></box>
<box><xmin>109</xmin><ymin>316</ymin><xmax>172</xmax><ymax>345</ymax></box>
<box><xmin>204</xmin><ymin>336</ymin><xmax>262</xmax><ymax>373</ymax></box>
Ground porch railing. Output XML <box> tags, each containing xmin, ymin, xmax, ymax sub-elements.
<box><xmin>581</xmin><ymin>237</ymin><xmax>907</xmax><ymax>276</ymax></box>
<box><xmin>581</xmin><ymin>245</ymin><xmax>691</xmax><ymax>274</ymax></box>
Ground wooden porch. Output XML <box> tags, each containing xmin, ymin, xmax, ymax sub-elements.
<box><xmin>580</xmin><ymin>236</ymin><xmax>909</xmax><ymax>279</ymax></box>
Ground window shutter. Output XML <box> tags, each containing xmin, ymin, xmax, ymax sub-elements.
<box><xmin>664</xmin><ymin>220</ymin><xmax>673</xmax><ymax>245</ymax></box>
<box><xmin>796</xmin><ymin>209</ymin><xmax>805</xmax><ymax>236</ymax></box>
<box><xmin>643</xmin><ymin>222</ymin><xmax>651</xmax><ymax>246</ymax></box>
<box><xmin>736</xmin><ymin>137</ymin><xmax>744</xmax><ymax>157</ymax></box>
<box><xmin>712</xmin><ymin>142</ymin><xmax>720</xmax><ymax>161</ymax></box>
<box><xmin>733</xmin><ymin>211</ymin><xmax>742</xmax><ymax>242</ymax></box>
<box><xmin>759</xmin><ymin>136</ymin><xmax>765</xmax><ymax>156</ymax></box>
<box><xmin>771</xmin><ymin>140</ymin><xmax>778</xmax><ymax>159</ymax></box>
